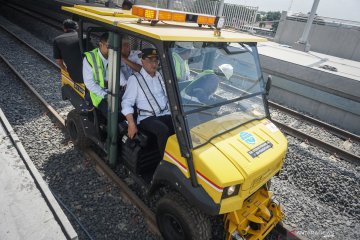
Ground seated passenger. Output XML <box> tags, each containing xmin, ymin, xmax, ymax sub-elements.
<box><xmin>120</xmin><ymin>36</ymin><xmax>142</xmax><ymax>85</ymax></box>
<box><xmin>82</xmin><ymin>33</ymin><xmax>126</xmax><ymax>117</ymax></box>
<box><xmin>172</xmin><ymin>42</ymin><xmax>193</xmax><ymax>81</ymax></box>
<box><xmin>53</xmin><ymin>19</ymin><xmax>83</xmax><ymax>83</ymax></box>
<box><xmin>181</xmin><ymin>70</ymin><xmax>220</xmax><ymax>104</ymax></box>
<box><xmin>121</xmin><ymin>48</ymin><xmax>174</xmax><ymax>157</ymax></box>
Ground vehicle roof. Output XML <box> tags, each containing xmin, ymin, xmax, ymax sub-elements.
<box><xmin>62</xmin><ymin>5</ymin><xmax>267</xmax><ymax>42</ymax></box>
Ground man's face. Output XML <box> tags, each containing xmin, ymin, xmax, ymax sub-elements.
<box><xmin>121</xmin><ymin>42</ymin><xmax>130</xmax><ymax>57</ymax></box>
<box><xmin>142</xmin><ymin>56</ymin><xmax>159</xmax><ymax>76</ymax></box>
<box><xmin>99</xmin><ymin>41</ymin><xmax>109</xmax><ymax>59</ymax></box>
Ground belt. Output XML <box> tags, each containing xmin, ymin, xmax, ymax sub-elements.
<box><xmin>137</xmin><ymin>108</ymin><xmax>155</xmax><ymax>117</ymax></box>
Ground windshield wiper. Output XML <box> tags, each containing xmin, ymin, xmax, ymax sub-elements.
<box><xmin>182</xmin><ymin>103</ymin><xmax>213</xmax><ymax>109</ymax></box>
<box><xmin>184</xmin><ymin>91</ymin><xmax>263</xmax><ymax>115</ymax></box>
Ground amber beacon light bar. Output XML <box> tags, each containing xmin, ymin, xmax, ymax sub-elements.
<box><xmin>132</xmin><ymin>5</ymin><xmax>225</xmax><ymax>29</ymax></box>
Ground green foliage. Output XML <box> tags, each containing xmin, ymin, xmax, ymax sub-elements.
<box><xmin>265</xmin><ymin>11</ymin><xmax>281</xmax><ymax>21</ymax></box>
<box><xmin>257</xmin><ymin>11</ymin><xmax>281</xmax><ymax>31</ymax></box>
<box><xmin>271</xmin><ymin>21</ymin><xmax>279</xmax><ymax>31</ymax></box>
<box><xmin>256</xmin><ymin>13</ymin><xmax>261</xmax><ymax>22</ymax></box>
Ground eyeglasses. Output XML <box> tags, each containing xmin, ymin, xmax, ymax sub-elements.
<box><xmin>100</xmin><ymin>41</ymin><xmax>109</xmax><ymax>48</ymax></box>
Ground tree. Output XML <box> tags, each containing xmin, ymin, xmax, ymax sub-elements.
<box><xmin>265</xmin><ymin>11</ymin><xmax>281</xmax><ymax>32</ymax></box>
<box><xmin>256</xmin><ymin>13</ymin><xmax>261</xmax><ymax>22</ymax></box>
<box><xmin>265</xmin><ymin>11</ymin><xmax>281</xmax><ymax>21</ymax></box>
<box><xmin>271</xmin><ymin>22</ymin><xmax>279</xmax><ymax>31</ymax></box>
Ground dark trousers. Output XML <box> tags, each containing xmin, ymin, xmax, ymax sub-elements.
<box><xmin>97</xmin><ymin>87</ymin><xmax>126</xmax><ymax>121</ymax></box>
<box><xmin>140</xmin><ymin>115</ymin><xmax>175</xmax><ymax>157</ymax></box>
<box><xmin>98</xmin><ymin>99</ymin><xmax>126</xmax><ymax>122</ymax></box>
<box><xmin>97</xmin><ymin>99</ymin><xmax>108</xmax><ymax>118</ymax></box>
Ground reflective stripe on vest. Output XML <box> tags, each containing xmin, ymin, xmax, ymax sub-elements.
<box><xmin>84</xmin><ymin>49</ymin><xmax>106</xmax><ymax>107</ymax></box>
<box><xmin>195</xmin><ymin>69</ymin><xmax>214</xmax><ymax>79</ymax></box>
<box><xmin>133</xmin><ymin>72</ymin><xmax>168</xmax><ymax>116</ymax></box>
<box><xmin>172</xmin><ymin>52</ymin><xmax>189</xmax><ymax>81</ymax></box>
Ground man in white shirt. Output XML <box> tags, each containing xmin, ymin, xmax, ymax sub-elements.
<box><xmin>120</xmin><ymin>36</ymin><xmax>142</xmax><ymax>84</ymax></box>
<box><xmin>83</xmin><ymin>33</ymin><xmax>138</xmax><ymax>118</ymax></box>
<box><xmin>121</xmin><ymin>48</ymin><xmax>174</xmax><ymax>157</ymax></box>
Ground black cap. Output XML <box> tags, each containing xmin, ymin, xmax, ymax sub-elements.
<box><xmin>122</xmin><ymin>0</ymin><xmax>133</xmax><ymax>10</ymax></box>
<box><xmin>141</xmin><ymin>48</ymin><xmax>158</xmax><ymax>59</ymax></box>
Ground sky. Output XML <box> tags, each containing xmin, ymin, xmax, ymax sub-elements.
<box><xmin>224</xmin><ymin>0</ymin><xmax>360</xmax><ymax>22</ymax></box>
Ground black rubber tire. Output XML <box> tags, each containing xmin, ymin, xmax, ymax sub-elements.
<box><xmin>156</xmin><ymin>192</ymin><xmax>211</xmax><ymax>240</ymax></box>
<box><xmin>66</xmin><ymin>109</ymin><xmax>90</xmax><ymax>149</ymax></box>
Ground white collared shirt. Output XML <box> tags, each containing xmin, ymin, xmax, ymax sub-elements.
<box><xmin>83</xmin><ymin>48</ymin><xmax>126</xmax><ymax>97</ymax></box>
<box><xmin>83</xmin><ymin>48</ymin><xmax>108</xmax><ymax>98</ymax></box>
<box><xmin>121</xmin><ymin>68</ymin><xmax>170</xmax><ymax>123</ymax></box>
<box><xmin>120</xmin><ymin>50</ymin><xmax>142</xmax><ymax>86</ymax></box>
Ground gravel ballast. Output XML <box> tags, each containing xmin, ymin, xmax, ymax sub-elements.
<box><xmin>0</xmin><ymin>55</ymin><xmax>157</xmax><ymax>240</ymax></box>
<box><xmin>0</xmin><ymin>8</ymin><xmax>359</xmax><ymax>240</ymax></box>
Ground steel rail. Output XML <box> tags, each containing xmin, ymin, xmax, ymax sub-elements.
<box><xmin>0</xmin><ymin>108</ymin><xmax>78</xmax><ymax>240</ymax></box>
<box><xmin>0</xmin><ymin>17</ymin><xmax>305</xmax><ymax>240</ymax></box>
<box><xmin>0</xmin><ymin>24</ymin><xmax>60</xmax><ymax>70</ymax></box>
<box><xmin>269</xmin><ymin>101</ymin><xmax>360</xmax><ymax>142</ymax></box>
<box><xmin>2</xmin><ymin>1</ymin><xmax>63</xmax><ymax>31</ymax></box>
<box><xmin>218</xmin><ymin>82</ymin><xmax>359</xmax><ymax>163</ymax></box>
<box><xmin>273</xmin><ymin>120</ymin><xmax>360</xmax><ymax>164</ymax></box>
<box><xmin>0</xmin><ymin>53</ymin><xmax>160</xmax><ymax>236</ymax></box>
<box><xmin>219</xmin><ymin>82</ymin><xmax>359</xmax><ymax>143</ymax></box>
<box><xmin>0</xmin><ymin>53</ymin><xmax>64</xmax><ymax>125</ymax></box>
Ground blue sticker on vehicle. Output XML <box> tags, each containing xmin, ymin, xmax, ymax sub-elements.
<box><xmin>240</xmin><ymin>132</ymin><xmax>256</xmax><ymax>144</ymax></box>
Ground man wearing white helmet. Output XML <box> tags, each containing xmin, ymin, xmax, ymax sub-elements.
<box><xmin>172</xmin><ymin>42</ymin><xmax>193</xmax><ymax>81</ymax></box>
<box><xmin>181</xmin><ymin>64</ymin><xmax>233</xmax><ymax>105</ymax></box>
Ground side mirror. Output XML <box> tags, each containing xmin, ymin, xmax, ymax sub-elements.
<box><xmin>265</xmin><ymin>75</ymin><xmax>272</xmax><ymax>96</ymax></box>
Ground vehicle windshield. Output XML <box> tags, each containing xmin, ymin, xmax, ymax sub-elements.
<box><xmin>170</xmin><ymin>42</ymin><xmax>266</xmax><ymax>148</ymax></box>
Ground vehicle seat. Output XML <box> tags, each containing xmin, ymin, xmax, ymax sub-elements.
<box><xmin>118</xmin><ymin>121</ymin><xmax>162</xmax><ymax>174</ymax></box>
<box><xmin>178</xmin><ymin>80</ymin><xmax>192</xmax><ymax>91</ymax></box>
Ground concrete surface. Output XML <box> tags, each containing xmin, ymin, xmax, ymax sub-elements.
<box><xmin>0</xmin><ymin>109</ymin><xmax>76</xmax><ymax>240</ymax></box>
<box><xmin>258</xmin><ymin>42</ymin><xmax>360</xmax><ymax>134</ymax></box>
<box><xmin>274</xmin><ymin>15</ymin><xmax>360</xmax><ymax>61</ymax></box>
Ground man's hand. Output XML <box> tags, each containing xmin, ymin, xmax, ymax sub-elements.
<box><xmin>121</xmin><ymin>56</ymin><xmax>142</xmax><ymax>73</ymax></box>
<box><xmin>55</xmin><ymin>59</ymin><xmax>67</xmax><ymax>71</ymax></box>
<box><xmin>127</xmin><ymin>121</ymin><xmax>138</xmax><ymax>139</ymax></box>
<box><xmin>121</xmin><ymin>55</ymin><xmax>129</xmax><ymax>63</ymax></box>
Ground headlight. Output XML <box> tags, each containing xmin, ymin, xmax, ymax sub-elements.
<box><xmin>227</xmin><ymin>185</ymin><xmax>236</xmax><ymax>195</ymax></box>
<box><xmin>222</xmin><ymin>184</ymin><xmax>240</xmax><ymax>199</ymax></box>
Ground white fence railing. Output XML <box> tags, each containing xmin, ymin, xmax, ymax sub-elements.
<box><xmin>222</xmin><ymin>3</ymin><xmax>258</xmax><ymax>31</ymax></box>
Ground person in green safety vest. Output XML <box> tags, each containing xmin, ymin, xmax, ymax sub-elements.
<box><xmin>83</xmin><ymin>32</ymin><xmax>114</xmax><ymax>117</ymax></box>
<box><xmin>172</xmin><ymin>42</ymin><xmax>194</xmax><ymax>82</ymax></box>
<box><xmin>181</xmin><ymin>69</ymin><xmax>220</xmax><ymax>104</ymax></box>
<box><xmin>83</xmin><ymin>33</ymin><xmax>140</xmax><ymax>119</ymax></box>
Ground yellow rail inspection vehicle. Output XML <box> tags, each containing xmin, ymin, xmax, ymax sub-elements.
<box><xmin>61</xmin><ymin>4</ymin><xmax>287</xmax><ymax>240</ymax></box>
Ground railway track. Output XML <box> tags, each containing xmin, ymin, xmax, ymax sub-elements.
<box><xmin>1</xmin><ymin>7</ymin><xmax>359</xmax><ymax>239</ymax></box>
<box><xmin>1</xmin><ymin>1</ymin><xmax>65</xmax><ymax>31</ymax></box>
<box><xmin>219</xmin><ymin>81</ymin><xmax>360</xmax><ymax>164</ymax></box>
<box><xmin>0</xmin><ymin>30</ymin><xmax>160</xmax><ymax>236</ymax></box>
<box><xmin>4</xmin><ymin>0</ymin><xmax>360</xmax><ymax>164</ymax></box>
<box><xmin>0</xmin><ymin>20</ymin><xmax>307</xmax><ymax>240</ymax></box>
<box><xmin>269</xmin><ymin>102</ymin><xmax>359</xmax><ymax>142</ymax></box>
<box><xmin>0</xmin><ymin>53</ymin><xmax>161</xmax><ymax>237</ymax></box>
